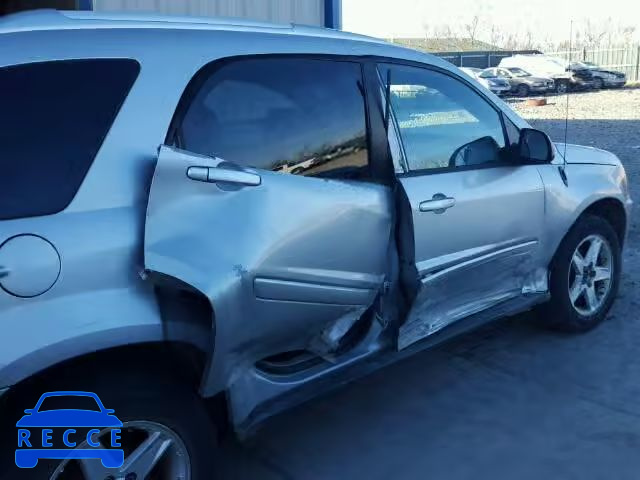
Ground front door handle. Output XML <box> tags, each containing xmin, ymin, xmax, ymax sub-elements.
<box><xmin>0</xmin><ymin>266</ymin><xmax>9</xmax><ymax>279</ymax></box>
<box><xmin>187</xmin><ymin>166</ymin><xmax>261</xmax><ymax>186</ymax></box>
<box><xmin>419</xmin><ymin>194</ymin><xmax>456</xmax><ymax>214</ymax></box>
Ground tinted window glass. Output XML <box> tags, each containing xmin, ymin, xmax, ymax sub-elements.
<box><xmin>504</xmin><ymin>115</ymin><xmax>520</xmax><ymax>148</ymax></box>
<box><xmin>380</xmin><ymin>64</ymin><xmax>507</xmax><ymax>172</ymax></box>
<box><xmin>0</xmin><ymin>59</ymin><xmax>140</xmax><ymax>220</ymax></box>
<box><xmin>179</xmin><ymin>58</ymin><xmax>369</xmax><ymax>179</ymax></box>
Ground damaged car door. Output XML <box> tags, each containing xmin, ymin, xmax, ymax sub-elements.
<box><xmin>378</xmin><ymin>63</ymin><xmax>546</xmax><ymax>349</ymax></box>
<box><xmin>145</xmin><ymin>57</ymin><xmax>393</xmax><ymax>385</ymax></box>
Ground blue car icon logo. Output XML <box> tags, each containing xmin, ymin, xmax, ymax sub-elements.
<box><xmin>15</xmin><ymin>391</ymin><xmax>124</xmax><ymax>469</ymax></box>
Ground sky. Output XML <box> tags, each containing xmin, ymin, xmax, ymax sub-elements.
<box><xmin>342</xmin><ymin>0</ymin><xmax>640</xmax><ymax>44</ymax></box>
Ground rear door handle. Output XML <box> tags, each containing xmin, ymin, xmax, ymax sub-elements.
<box><xmin>419</xmin><ymin>194</ymin><xmax>456</xmax><ymax>214</ymax></box>
<box><xmin>187</xmin><ymin>166</ymin><xmax>261</xmax><ymax>186</ymax></box>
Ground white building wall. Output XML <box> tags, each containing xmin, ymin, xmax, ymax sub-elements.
<box><xmin>92</xmin><ymin>0</ymin><xmax>324</xmax><ymax>26</ymax></box>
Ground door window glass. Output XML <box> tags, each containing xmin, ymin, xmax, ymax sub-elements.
<box><xmin>504</xmin><ymin>115</ymin><xmax>521</xmax><ymax>148</ymax></box>
<box><xmin>179</xmin><ymin>58</ymin><xmax>369</xmax><ymax>180</ymax></box>
<box><xmin>380</xmin><ymin>64</ymin><xmax>507</xmax><ymax>172</ymax></box>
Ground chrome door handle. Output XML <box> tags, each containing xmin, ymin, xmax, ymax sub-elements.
<box><xmin>187</xmin><ymin>166</ymin><xmax>261</xmax><ymax>186</ymax></box>
<box><xmin>419</xmin><ymin>194</ymin><xmax>456</xmax><ymax>214</ymax></box>
<box><xmin>0</xmin><ymin>266</ymin><xmax>9</xmax><ymax>279</ymax></box>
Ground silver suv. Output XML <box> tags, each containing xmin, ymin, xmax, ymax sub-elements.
<box><xmin>0</xmin><ymin>10</ymin><xmax>632</xmax><ymax>480</ymax></box>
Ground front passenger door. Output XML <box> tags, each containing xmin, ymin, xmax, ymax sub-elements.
<box><xmin>379</xmin><ymin>64</ymin><xmax>546</xmax><ymax>349</ymax></box>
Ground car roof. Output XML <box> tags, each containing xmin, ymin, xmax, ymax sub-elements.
<box><xmin>0</xmin><ymin>9</ymin><xmax>383</xmax><ymax>43</ymax></box>
<box><xmin>0</xmin><ymin>9</ymin><xmax>459</xmax><ymax>72</ymax></box>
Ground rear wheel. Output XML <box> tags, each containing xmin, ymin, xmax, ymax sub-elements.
<box><xmin>555</xmin><ymin>80</ymin><xmax>569</xmax><ymax>94</ymax></box>
<box><xmin>516</xmin><ymin>84</ymin><xmax>530</xmax><ymax>97</ymax></box>
<box><xmin>1</xmin><ymin>368</ymin><xmax>218</xmax><ymax>480</ymax></box>
<box><xmin>538</xmin><ymin>215</ymin><xmax>621</xmax><ymax>332</ymax></box>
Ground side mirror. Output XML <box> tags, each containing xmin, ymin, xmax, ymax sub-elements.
<box><xmin>449</xmin><ymin>136</ymin><xmax>500</xmax><ymax>168</ymax></box>
<box><xmin>518</xmin><ymin>128</ymin><xmax>555</xmax><ymax>163</ymax></box>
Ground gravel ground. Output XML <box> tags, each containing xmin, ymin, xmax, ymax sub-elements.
<box><xmin>216</xmin><ymin>88</ymin><xmax>640</xmax><ymax>480</ymax></box>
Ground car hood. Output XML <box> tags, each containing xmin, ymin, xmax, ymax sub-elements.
<box><xmin>554</xmin><ymin>143</ymin><xmax>621</xmax><ymax>166</ymax></box>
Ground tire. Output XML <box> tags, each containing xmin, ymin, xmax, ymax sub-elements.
<box><xmin>537</xmin><ymin>215</ymin><xmax>621</xmax><ymax>333</ymax></box>
<box><xmin>516</xmin><ymin>84</ymin><xmax>530</xmax><ymax>97</ymax></box>
<box><xmin>0</xmin><ymin>366</ymin><xmax>218</xmax><ymax>480</ymax></box>
<box><xmin>555</xmin><ymin>80</ymin><xmax>569</xmax><ymax>94</ymax></box>
<box><xmin>594</xmin><ymin>78</ymin><xmax>605</xmax><ymax>89</ymax></box>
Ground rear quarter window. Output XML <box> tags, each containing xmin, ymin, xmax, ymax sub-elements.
<box><xmin>0</xmin><ymin>59</ymin><xmax>140</xmax><ymax>220</ymax></box>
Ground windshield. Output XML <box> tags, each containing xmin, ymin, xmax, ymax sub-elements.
<box><xmin>569</xmin><ymin>61</ymin><xmax>589</xmax><ymax>70</ymax></box>
<box><xmin>479</xmin><ymin>70</ymin><xmax>497</xmax><ymax>78</ymax></box>
<box><xmin>507</xmin><ymin>68</ymin><xmax>531</xmax><ymax>77</ymax></box>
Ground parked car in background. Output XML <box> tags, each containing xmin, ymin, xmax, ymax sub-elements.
<box><xmin>460</xmin><ymin>67</ymin><xmax>511</xmax><ymax>95</ymax></box>
<box><xmin>570</xmin><ymin>61</ymin><xmax>627</xmax><ymax>89</ymax></box>
<box><xmin>499</xmin><ymin>54</ymin><xmax>594</xmax><ymax>93</ymax></box>
<box><xmin>484</xmin><ymin>67</ymin><xmax>554</xmax><ymax>96</ymax></box>
<box><xmin>0</xmin><ymin>10</ymin><xmax>633</xmax><ymax>479</ymax></box>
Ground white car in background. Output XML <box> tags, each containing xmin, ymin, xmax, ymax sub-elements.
<box><xmin>499</xmin><ymin>55</ymin><xmax>595</xmax><ymax>93</ymax></box>
<box><xmin>460</xmin><ymin>67</ymin><xmax>511</xmax><ymax>95</ymax></box>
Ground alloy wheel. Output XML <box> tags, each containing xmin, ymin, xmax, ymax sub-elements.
<box><xmin>568</xmin><ymin>234</ymin><xmax>613</xmax><ymax>316</ymax></box>
<box><xmin>49</xmin><ymin>421</ymin><xmax>190</xmax><ymax>480</ymax></box>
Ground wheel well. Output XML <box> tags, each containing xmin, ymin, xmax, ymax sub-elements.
<box><xmin>580</xmin><ymin>198</ymin><xmax>627</xmax><ymax>247</ymax></box>
<box><xmin>1</xmin><ymin>341</ymin><xmax>231</xmax><ymax>447</ymax></box>
<box><xmin>1</xmin><ymin>342</ymin><xmax>208</xmax><ymax>413</ymax></box>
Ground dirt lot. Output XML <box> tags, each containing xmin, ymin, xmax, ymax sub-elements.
<box><xmin>217</xmin><ymin>88</ymin><xmax>640</xmax><ymax>480</ymax></box>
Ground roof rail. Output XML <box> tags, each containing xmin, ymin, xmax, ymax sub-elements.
<box><xmin>0</xmin><ymin>9</ymin><xmax>294</xmax><ymax>33</ymax></box>
<box><xmin>0</xmin><ymin>8</ymin><xmax>387</xmax><ymax>46</ymax></box>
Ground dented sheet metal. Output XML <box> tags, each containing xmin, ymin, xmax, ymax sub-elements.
<box><xmin>395</xmin><ymin>163</ymin><xmax>547</xmax><ymax>351</ymax></box>
<box><xmin>145</xmin><ymin>146</ymin><xmax>393</xmax><ymax>416</ymax></box>
<box><xmin>399</xmin><ymin>242</ymin><xmax>539</xmax><ymax>350</ymax></box>
<box><xmin>308</xmin><ymin>306</ymin><xmax>367</xmax><ymax>361</ymax></box>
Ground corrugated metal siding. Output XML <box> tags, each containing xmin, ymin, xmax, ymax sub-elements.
<box><xmin>93</xmin><ymin>0</ymin><xmax>324</xmax><ymax>26</ymax></box>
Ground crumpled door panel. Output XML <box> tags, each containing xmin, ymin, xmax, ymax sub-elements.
<box><xmin>144</xmin><ymin>146</ymin><xmax>393</xmax><ymax>395</ymax></box>
<box><xmin>399</xmin><ymin>241</ymin><xmax>539</xmax><ymax>350</ymax></box>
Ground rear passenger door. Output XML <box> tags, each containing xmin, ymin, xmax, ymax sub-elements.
<box><xmin>145</xmin><ymin>58</ymin><xmax>393</xmax><ymax>379</ymax></box>
<box><xmin>378</xmin><ymin>63</ymin><xmax>546</xmax><ymax>349</ymax></box>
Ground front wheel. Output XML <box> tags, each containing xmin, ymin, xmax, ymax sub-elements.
<box><xmin>594</xmin><ymin>78</ymin><xmax>605</xmax><ymax>89</ymax></box>
<box><xmin>538</xmin><ymin>215</ymin><xmax>621</xmax><ymax>332</ymax></box>
<box><xmin>516</xmin><ymin>84</ymin><xmax>530</xmax><ymax>97</ymax></box>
